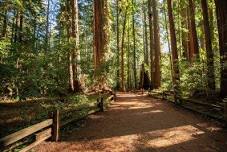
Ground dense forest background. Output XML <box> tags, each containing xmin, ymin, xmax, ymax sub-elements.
<box><xmin>0</xmin><ymin>0</ymin><xmax>226</xmax><ymax>101</ymax></box>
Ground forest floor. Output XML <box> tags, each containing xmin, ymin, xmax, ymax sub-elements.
<box><xmin>34</xmin><ymin>92</ymin><xmax>227</xmax><ymax>152</ymax></box>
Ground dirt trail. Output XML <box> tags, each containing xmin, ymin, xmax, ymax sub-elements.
<box><xmin>35</xmin><ymin>93</ymin><xmax>227</xmax><ymax>152</ymax></box>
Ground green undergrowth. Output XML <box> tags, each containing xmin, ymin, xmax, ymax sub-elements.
<box><xmin>0</xmin><ymin>93</ymin><xmax>110</xmax><ymax>138</ymax></box>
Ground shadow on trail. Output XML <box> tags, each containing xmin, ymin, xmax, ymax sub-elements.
<box><xmin>37</xmin><ymin>93</ymin><xmax>227</xmax><ymax>152</ymax></box>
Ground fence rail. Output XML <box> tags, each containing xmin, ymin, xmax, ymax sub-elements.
<box><xmin>0</xmin><ymin>93</ymin><xmax>115</xmax><ymax>152</ymax></box>
<box><xmin>149</xmin><ymin>90</ymin><xmax>227</xmax><ymax>124</ymax></box>
<box><xmin>0</xmin><ymin>119</ymin><xmax>53</xmax><ymax>147</ymax></box>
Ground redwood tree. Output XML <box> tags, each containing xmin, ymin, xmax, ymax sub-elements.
<box><xmin>132</xmin><ymin>0</ymin><xmax>137</xmax><ymax>89</ymax></box>
<box><xmin>152</xmin><ymin>0</ymin><xmax>161</xmax><ymax>88</ymax></box>
<box><xmin>121</xmin><ymin>10</ymin><xmax>128</xmax><ymax>91</ymax></box>
<box><xmin>167</xmin><ymin>0</ymin><xmax>181</xmax><ymax>102</ymax></box>
<box><xmin>70</xmin><ymin>0</ymin><xmax>81</xmax><ymax>92</ymax></box>
<box><xmin>180</xmin><ymin>3</ymin><xmax>189</xmax><ymax>60</ymax></box>
<box><xmin>188</xmin><ymin>0</ymin><xmax>199</xmax><ymax>61</ymax></box>
<box><xmin>201</xmin><ymin>0</ymin><xmax>215</xmax><ymax>91</ymax></box>
<box><xmin>116</xmin><ymin>0</ymin><xmax>120</xmax><ymax>89</ymax></box>
<box><xmin>148</xmin><ymin>0</ymin><xmax>154</xmax><ymax>89</ymax></box>
<box><xmin>45</xmin><ymin>0</ymin><xmax>50</xmax><ymax>52</ymax></box>
<box><xmin>143</xmin><ymin>1</ymin><xmax>149</xmax><ymax>65</ymax></box>
<box><xmin>93</xmin><ymin>0</ymin><xmax>109</xmax><ymax>83</ymax></box>
<box><xmin>215</xmin><ymin>0</ymin><xmax>227</xmax><ymax>98</ymax></box>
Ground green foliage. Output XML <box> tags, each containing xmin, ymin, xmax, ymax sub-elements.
<box><xmin>161</xmin><ymin>55</ymin><xmax>214</xmax><ymax>98</ymax></box>
<box><xmin>161</xmin><ymin>54</ymin><xmax>172</xmax><ymax>91</ymax></box>
<box><xmin>0</xmin><ymin>45</ymin><xmax>69</xmax><ymax>98</ymax></box>
<box><xmin>0</xmin><ymin>0</ymin><xmax>222</xmax><ymax>99</ymax></box>
<box><xmin>0</xmin><ymin>38</ymin><xmax>10</xmax><ymax>58</ymax></box>
<box><xmin>179</xmin><ymin>60</ymin><xmax>207</xmax><ymax>97</ymax></box>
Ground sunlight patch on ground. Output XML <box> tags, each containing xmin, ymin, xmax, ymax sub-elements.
<box><xmin>196</xmin><ymin>122</ymin><xmax>222</xmax><ymax>132</ymax></box>
<box><xmin>131</xmin><ymin>99</ymin><xmax>140</xmax><ymax>101</ymax></box>
<box><xmin>69</xmin><ymin>124</ymin><xmax>206</xmax><ymax>152</ymax></box>
<box><xmin>117</xmin><ymin>93</ymin><xmax>146</xmax><ymax>98</ymax></box>
<box><xmin>41</xmin><ymin>125</ymin><xmax>204</xmax><ymax>152</ymax></box>
<box><xmin>141</xmin><ymin>110</ymin><xmax>164</xmax><ymax>114</ymax></box>
<box><xmin>128</xmin><ymin>105</ymin><xmax>154</xmax><ymax>109</ymax></box>
<box><xmin>83</xmin><ymin>125</ymin><xmax>205</xmax><ymax>150</ymax></box>
<box><xmin>145</xmin><ymin>125</ymin><xmax>205</xmax><ymax>148</ymax></box>
<box><xmin>117</xmin><ymin>94</ymin><xmax>138</xmax><ymax>97</ymax></box>
<box><xmin>118</xmin><ymin>101</ymin><xmax>142</xmax><ymax>106</ymax></box>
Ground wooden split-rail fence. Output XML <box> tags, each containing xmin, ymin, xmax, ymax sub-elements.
<box><xmin>150</xmin><ymin>90</ymin><xmax>227</xmax><ymax>124</ymax></box>
<box><xmin>0</xmin><ymin>94</ymin><xmax>116</xmax><ymax>152</ymax></box>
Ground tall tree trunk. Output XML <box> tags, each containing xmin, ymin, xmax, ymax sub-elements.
<box><xmin>15</xmin><ymin>1</ymin><xmax>24</xmax><ymax>97</ymax></box>
<box><xmin>66</xmin><ymin>0</ymin><xmax>74</xmax><ymax>92</ymax></box>
<box><xmin>46</xmin><ymin>0</ymin><xmax>50</xmax><ymax>52</ymax></box>
<box><xmin>215</xmin><ymin>0</ymin><xmax>227</xmax><ymax>98</ymax></box>
<box><xmin>132</xmin><ymin>0</ymin><xmax>137</xmax><ymax>89</ymax></box>
<box><xmin>186</xmin><ymin>7</ymin><xmax>191</xmax><ymax>60</ymax></box>
<box><xmin>163</xmin><ymin>2</ymin><xmax>174</xmax><ymax>86</ymax></box>
<box><xmin>189</xmin><ymin>0</ymin><xmax>200</xmax><ymax>61</ymax></box>
<box><xmin>116</xmin><ymin>0</ymin><xmax>120</xmax><ymax>89</ymax></box>
<box><xmin>201</xmin><ymin>0</ymin><xmax>216</xmax><ymax>91</ymax></box>
<box><xmin>180</xmin><ymin>4</ymin><xmax>189</xmax><ymax>60</ymax></box>
<box><xmin>121</xmin><ymin>10</ymin><xmax>127</xmax><ymax>91</ymax></box>
<box><xmin>70</xmin><ymin>0</ymin><xmax>81</xmax><ymax>92</ymax></box>
<box><xmin>148</xmin><ymin>0</ymin><xmax>154</xmax><ymax>89</ymax></box>
<box><xmin>127</xmin><ymin>19</ymin><xmax>131</xmax><ymax>90</ymax></box>
<box><xmin>177</xmin><ymin>0</ymin><xmax>182</xmax><ymax>58</ymax></box>
<box><xmin>167</xmin><ymin>0</ymin><xmax>181</xmax><ymax>103</ymax></box>
<box><xmin>199</xmin><ymin>20</ymin><xmax>205</xmax><ymax>52</ymax></box>
<box><xmin>152</xmin><ymin>0</ymin><xmax>161</xmax><ymax>88</ymax></box>
<box><xmin>93</xmin><ymin>0</ymin><xmax>110</xmax><ymax>86</ymax></box>
<box><xmin>209</xmin><ymin>4</ymin><xmax>214</xmax><ymax>46</ymax></box>
<box><xmin>11</xmin><ymin>10</ymin><xmax>15</xmax><ymax>44</ymax></box>
<box><xmin>14</xmin><ymin>10</ymin><xmax>19</xmax><ymax>43</ymax></box>
<box><xmin>19</xmin><ymin>9</ymin><xmax>23</xmax><ymax>43</ymax></box>
<box><xmin>143</xmin><ymin>1</ymin><xmax>149</xmax><ymax>65</ymax></box>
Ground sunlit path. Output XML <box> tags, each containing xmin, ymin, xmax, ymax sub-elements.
<box><xmin>35</xmin><ymin>93</ymin><xmax>227</xmax><ymax>152</ymax></box>
<box><xmin>1</xmin><ymin>0</ymin><xmax>227</xmax><ymax>151</ymax></box>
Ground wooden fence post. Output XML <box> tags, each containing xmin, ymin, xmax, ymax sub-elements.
<box><xmin>224</xmin><ymin>98</ymin><xmax>227</xmax><ymax>124</ymax></box>
<box><xmin>52</xmin><ymin>110</ymin><xmax>59</xmax><ymax>142</ymax></box>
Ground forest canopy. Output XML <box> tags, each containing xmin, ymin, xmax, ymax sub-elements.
<box><xmin>0</xmin><ymin>0</ymin><xmax>226</xmax><ymax>101</ymax></box>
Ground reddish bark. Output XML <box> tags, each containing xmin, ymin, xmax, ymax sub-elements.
<box><xmin>188</xmin><ymin>0</ymin><xmax>200</xmax><ymax>61</ymax></box>
<box><xmin>167</xmin><ymin>0</ymin><xmax>181</xmax><ymax>102</ymax></box>
<box><xmin>215</xmin><ymin>0</ymin><xmax>227</xmax><ymax>98</ymax></box>
<box><xmin>201</xmin><ymin>0</ymin><xmax>215</xmax><ymax>91</ymax></box>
